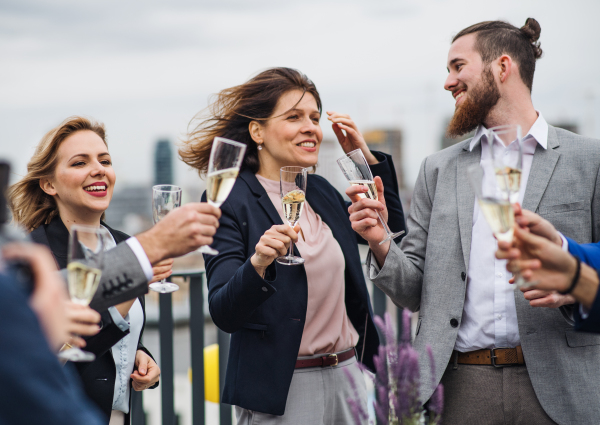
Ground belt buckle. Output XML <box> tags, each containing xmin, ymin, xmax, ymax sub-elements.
<box><xmin>491</xmin><ymin>348</ymin><xmax>514</xmax><ymax>368</ymax></box>
<box><xmin>327</xmin><ymin>353</ymin><xmax>338</xmax><ymax>367</ymax></box>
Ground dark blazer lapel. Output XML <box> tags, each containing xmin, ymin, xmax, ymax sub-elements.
<box><xmin>522</xmin><ymin>126</ymin><xmax>561</xmax><ymax>213</ymax></box>
<box><xmin>45</xmin><ymin>216</ymin><xmax>71</xmax><ymax>270</ymax></box>
<box><xmin>238</xmin><ymin>169</ymin><xmax>284</xmax><ymax>227</ymax></box>
<box><xmin>306</xmin><ymin>176</ymin><xmax>350</xmax><ymax>247</ymax></box>
<box><xmin>457</xmin><ymin>139</ymin><xmax>482</xmax><ymax>271</ymax></box>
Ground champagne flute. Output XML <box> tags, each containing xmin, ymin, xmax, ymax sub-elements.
<box><xmin>200</xmin><ymin>137</ymin><xmax>247</xmax><ymax>256</ymax></box>
<box><xmin>276</xmin><ymin>166</ymin><xmax>308</xmax><ymax>266</ymax></box>
<box><xmin>489</xmin><ymin>125</ymin><xmax>523</xmax><ymax>204</ymax></box>
<box><xmin>150</xmin><ymin>184</ymin><xmax>182</xmax><ymax>293</ymax></box>
<box><xmin>58</xmin><ymin>225</ymin><xmax>110</xmax><ymax>362</ymax></box>
<box><xmin>337</xmin><ymin>149</ymin><xmax>405</xmax><ymax>245</ymax></box>
<box><xmin>467</xmin><ymin>163</ymin><xmax>515</xmax><ymax>244</ymax></box>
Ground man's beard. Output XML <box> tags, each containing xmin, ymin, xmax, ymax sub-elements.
<box><xmin>446</xmin><ymin>67</ymin><xmax>501</xmax><ymax>138</ymax></box>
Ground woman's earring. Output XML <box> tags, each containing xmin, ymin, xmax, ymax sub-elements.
<box><xmin>257</xmin><ymin>144</ymin><xmax>263</xmax><ymax>151</ymax></box>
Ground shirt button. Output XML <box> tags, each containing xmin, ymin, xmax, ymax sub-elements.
<box><xmin>262</xmin><ymin>287</ymin><xmax>268</xmax><ymax>292</ymax></box>
<box><xmin>450</xmin><ymin>318</ymin><xmax>459</xmax><ymax>328</ymax></box>
<box><xmin>497</xmin><ymin>272</ymin><xmax>503</xmax><ymax>278</ymax></box>
<box><xmin>497</xmin><ymin>314</ymin><xmax>502</xmax><ymax>320</ymax></box>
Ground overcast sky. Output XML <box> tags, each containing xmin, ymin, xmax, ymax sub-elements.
<box><xmin>1</xmin><ymin>0</ymin><xmax>599</xmax><ymax>191</ymax></box>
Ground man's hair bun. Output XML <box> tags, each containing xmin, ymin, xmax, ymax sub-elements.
<box><xmin>520</xmin><ymin>18</ymin><xmax>542</xmax><ymax>59</ymax></box>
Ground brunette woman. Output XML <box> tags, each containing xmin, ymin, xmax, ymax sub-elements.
<box><xmin>9</xmin><ymin>117</ymin><xmax>165</xmax><ymax>425</ymax></box>
<box><xmin>179</xmin><ymin>67</ymin><xmax>406</xmax><ymax>423</ymax></box>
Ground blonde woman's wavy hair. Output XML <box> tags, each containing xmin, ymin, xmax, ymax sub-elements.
<box><xmin>9</xmin><ymin>116</ymin><xmax>107</xmax><ymax>231</ymax></box>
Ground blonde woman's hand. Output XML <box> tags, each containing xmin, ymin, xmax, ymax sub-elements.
<box><xmin>327</xmin><ymin>111</ymin><xmax>378</xmax><ymax>165</ymax></box>
<box><xmin>131</xmin><ymin>350</ymin><xmax>160</xmax><ymax>391</ymax></box>
<box><xmin>251</xmin><ymin>224</ymin><xmax>300</xmax><ymax>277</ymax></box>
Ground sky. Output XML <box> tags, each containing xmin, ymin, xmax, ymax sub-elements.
<box><xmin>1</xmin><ymin>0</ymin><xmax>599</xmax><ymax>192</ymax></box>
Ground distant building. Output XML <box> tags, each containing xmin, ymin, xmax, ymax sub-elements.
<box><xmin>363</xmin><ymin>129</ymin><xmax>405</xmax><ymax>189</ymax></box>
<box><xmin>103</xmin><ymin>185</ymin><xmax>153</xmax><ymax>234</ymax></box>
<box><xmin>154</xmin><ymin>140</ymin><xmax>174</xmax><ymax>185</ymax></box>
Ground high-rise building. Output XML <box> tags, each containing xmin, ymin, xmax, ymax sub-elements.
<box><xmin>363</xmin><ymin>129</ymin><xmax>405</xmax><ymax>189</ymax></box>
<box><xmin>154</xmin><ymin>140</ymin><xmax>173</xmax><ymax>185</ymax></box>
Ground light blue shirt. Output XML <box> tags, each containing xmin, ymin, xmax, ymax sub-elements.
<box><xmin>108</xmin><ymin>300</ymin><xmax>144</xmax><ymax>413</ymax></box>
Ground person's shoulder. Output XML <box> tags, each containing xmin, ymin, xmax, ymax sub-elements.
<box><xmin>551</xmin><ymin>125</ymin><xmax>600</xmax><ymax>147</ymax></box>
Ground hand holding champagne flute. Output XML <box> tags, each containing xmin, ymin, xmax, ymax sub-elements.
<box><xmin>58</xmin><ymin>225</ymin><xmax>110</xmax><ymax>362</ymax></box>
<box><xmin>200</xmin><ymin>137</ymin><xmax>247</xmax><ymax>255</ymax></box>
<box><xmin>337</xmin><ymin>149</ymin><xmax>404</xmax><ymax>245</ymax></box>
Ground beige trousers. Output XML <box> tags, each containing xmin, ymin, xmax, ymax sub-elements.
<box><xmin>235</xmin><ymin>351</ymin><xmax>367</xmax><ymax>425</ymax></box>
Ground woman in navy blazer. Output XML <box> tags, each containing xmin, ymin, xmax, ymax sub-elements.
<box><xmin>180</xmin><ymin>68</ymin><xmax>406</xmax><ymax>422</ymax></box>
<box><xmin>10</xmin><ymin>116</ymin><xmax>164</xmax><ymax>425</ymax></box>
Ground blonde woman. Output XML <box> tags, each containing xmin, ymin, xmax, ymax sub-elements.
<box><xmin>9</xmin><ymin>116</ymin><xmax>166</xmax><ymax>425</ymax></box>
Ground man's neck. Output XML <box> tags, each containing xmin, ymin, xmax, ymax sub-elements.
<box><xmin>484</xmin><ymin>96</ymin><xmax>538</xmax><ymax>144</ymax></box>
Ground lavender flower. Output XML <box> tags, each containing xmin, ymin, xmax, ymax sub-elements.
<box><xmin>346</xmin><ymin>309</ymin><xmax>444</xmax><ymax>425</ymax></box>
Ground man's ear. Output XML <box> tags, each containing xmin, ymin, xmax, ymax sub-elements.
<box><xmin>40</xmin><ymin>178</ymin><xmax>57</xmax><ymax>196</ymax></box>
<box><xmin>249</xmin><ymin>121</ymin><xmax>263</xmax><ymax>145</ymax></box>
<box><xmin>497</xmin><ymin>55</ymin><xmax>513</xmax><ymax>83</ymax></box>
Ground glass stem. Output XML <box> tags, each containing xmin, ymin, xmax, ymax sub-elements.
<box><xmin>288</xmin><ymin>238</ymin><xmax>295</xmax><ymax>258</ymax></box>
<box><xmin>376</xmin><ymin>210</ymin><xmax>394</xmax><ymax>237</ymax></box>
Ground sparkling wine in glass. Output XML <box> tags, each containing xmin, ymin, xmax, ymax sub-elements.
<box><xmin>150</xmin><ymin>184</ymin><xmax>182</xmax><ymax>293</ymax></box>
<box><xmin>58</xmin><ymin>225</ymin><xmax>110</xmax><ymax>362</ymax></box>
<box><xmin>276</xmin><ymin>166</ymin><xmax>308</xmax><ymax>266</ymax></box>
<box><xmin>337</xmin><ymin>149</ymin><xmax>405</xmax><ymax>245</ymax></box>
<box><xmin>467</xmin><ymin>163</ymin><xmax>515</xmax><ymax>243</ymax></box>
<box><xmin>200</xmin><ymin>137</ymin><xmax>247</xmax><ymax>256</ymax></box>
<box><xmin>489</xmin><ymin>125</ymin><xmax>523</xmax><ymax>204</ymax></box>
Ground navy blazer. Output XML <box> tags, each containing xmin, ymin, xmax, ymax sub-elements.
<box><xmin>31</xmin><ymin>216</ymin><xmax>157</xmax><ymax>423</ymax></box>
<box><xmin>566</xmin><ymin>237</ymin><xmax>600</xmax><ymax>333</ymax></box>
<box><xmin>0</xmin><ymin>270</ymin><xmax>104</xmax><ymax>425</ymax></box>
<box><xmin>203</xmin><ymin>151</ymin><xmax>405</xmax><ymax>415</ymax></box>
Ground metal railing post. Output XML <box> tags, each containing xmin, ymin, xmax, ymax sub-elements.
<box><xmin>159</xmin><ymin>292</ymin><xmax>176</xmax><ymax>425</ymax></box>
<box><xmin>189</xmin><ymin>273</ymin><xmax>205</xmax><ymax>425</ymax></box>
<box><xmin>217</xmin><ymin>329</ymin><xmax>232</xmax><ymax>425</ymax></box>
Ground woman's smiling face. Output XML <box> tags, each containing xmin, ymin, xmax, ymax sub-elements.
<box><xmin>253</xmin><ymin>90</ymin><xmax>323</xmax><ymax>177</ymax></box>
<box><xmin>42</xmin><ymin>130</ymin><xmax>115</xmax><ymax>222</ymax></box>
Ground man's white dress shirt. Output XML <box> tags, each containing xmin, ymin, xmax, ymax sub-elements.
<box><xmin>455</xmin><ymin>113</ymin><xmax>548</xmax><ymax>352</ymax></box>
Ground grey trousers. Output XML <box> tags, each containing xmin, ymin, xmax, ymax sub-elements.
<box><xmin>235</xmin><ymin>352</ymin><xmax>367</xmax><ymax>425</ymax></box>
<box><xmin>440</xmin><ymin>362</ymin><xmax>557</xmax><ymax>425</ymax></box>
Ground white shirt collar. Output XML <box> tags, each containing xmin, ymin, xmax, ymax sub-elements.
<box><xmin>469</xmin><ymin>110</ymin><xmax>549</xmax><ymax>152</ymax></box>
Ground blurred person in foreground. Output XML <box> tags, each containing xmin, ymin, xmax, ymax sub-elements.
<box><xmin>496</xmin><ymin>206</ymin><xmax>600</xmax><ymax>333</ymax></box>
<box><xmin>347</xmin><ymin>17</ymin><xmax>600</xmax><ymax>425</ymax></box>
<box><xmin>0</xmin><ymin>242</ymin><xmax>105</xmax><ymax>425</ymax></box>
<box><xmin>179</xmin><ymin>67</ymin><xmax>406</xmax><ymax>423</ymax></box>
<box><xmin>9</xmin><ymin>116</ymin><xmax>166</xmax><ymax>424</ymax></box>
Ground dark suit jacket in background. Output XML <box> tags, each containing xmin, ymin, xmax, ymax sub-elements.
<box><xmin>0</xmin><ymin>270</ymin><xmax>104</xmax><ymax>425</ymax></box>
<box><xmin>31</xmin><ymin>216</ymin><xmax>157</xmax><ymax>423</ymax></box>
<box><xmin>565</xmin><ymin>237</ymin><xmax>600</xmax><ymax>333</ymax></box>
<box><xmin>203</xmin><ymin>151</ymin><xmax>405</xmax><ymax>415</ymax></box>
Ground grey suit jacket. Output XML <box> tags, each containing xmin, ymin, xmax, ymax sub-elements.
<box><xmin>368</xmin><ymin>126</ymin><xmax>600</xmax><ymax>425</ymax></box>
<box><xmin>87</xmin><ymin>243</ymin><xmax>148</xmax><ymax>312</ymax></box>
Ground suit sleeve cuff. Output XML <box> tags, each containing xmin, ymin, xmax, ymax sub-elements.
<box><xmin>126</xmin><ymin>237</ymin><xmax>153</xmax><ymax>282</ymax></box>
<box><xmin>108</xmin><ymin>307</ymin><xmax>130</xmax><ymax>332</ymax></box>
<box><xmin>559</xmin><ymin>232</ymin><xmax>569</xmax><ymax>252</ymax></box>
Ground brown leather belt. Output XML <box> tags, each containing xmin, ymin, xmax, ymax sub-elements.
<box><xmin>295</xmin><ymin>348</ymin><xmax>356</xmax><ymax>369</ymax></box>
<box><xmin>453</xmin><ymin>346</ymin><xmax>525</xmax><ymax>367</ymax></box>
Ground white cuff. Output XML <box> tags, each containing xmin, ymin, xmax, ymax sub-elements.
<box><xmin>580</xmin><ymin>304</ymin><xmax>589</xmax><ymax>320</ymax></box>
<box><xmin>108</xmin><ymin>306</ymin><xmax>131</xmax><ymax>332</ymax></box>
<box><xmin>126</xmin><ymin>237</ymin><xmax>153</xmax><ymax>283</ymax></box>
<box><xmin>559</xmin><ymin>232</ymin><xmax>569</xmax><ymax>252</ymax></box>
<box><xmin>366</xmin><ymin>250</ymin><xmax>382</xmax><ymax>279</ymax></box>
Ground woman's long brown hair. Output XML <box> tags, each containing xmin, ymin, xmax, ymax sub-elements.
<box><xmin>8</xmin><ymin>116</ymin><xmax>107</xmax><ymax>231</ymax></box>
<box><xmin>179</xmin><ymin>67</ymin><xmax>322</xmax><ymax>175</ymax></box>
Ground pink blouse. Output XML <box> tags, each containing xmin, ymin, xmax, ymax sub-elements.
<box><xmin>256</xmin><ymin>174</ymin><xmax>359</xmax><ymax>356</ymax></box>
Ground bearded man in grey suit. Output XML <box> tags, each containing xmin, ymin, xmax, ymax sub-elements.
<box><xmin>347</xmin><ymin>18</ymin><xmax>600</xmax><ymax>425</ymax></box>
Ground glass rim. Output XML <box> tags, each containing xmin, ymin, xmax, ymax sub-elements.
<box><xmin>214</xmin><ymin>136</ymin><xmax>247</xmax><ymax>150</ymax></box>
<box><xmin>488</xmin><ymin>124</ymin><xmax>522</xmax><ymax>135</ymax></box>
<box><xmin>280</xmin><ymin>166</ymin><xmax>308</xmax><ymax>173</ymax></box>
<box><xmin>152</xmin><ymin>184</ymin><xmax>182</xmax><ymax>193</ymax></box>
<box><xmin>336</xmin><ymin>148</ymin><xmax>363</xmax><ymax>163</ymax></box>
